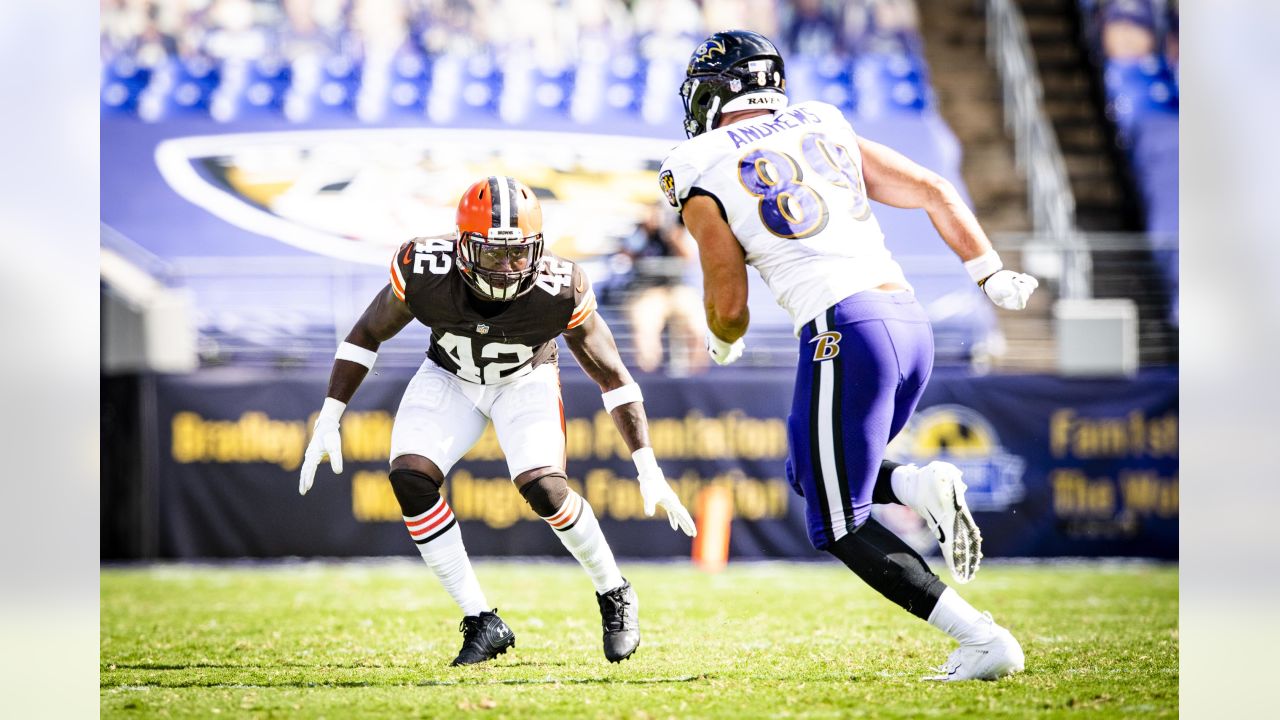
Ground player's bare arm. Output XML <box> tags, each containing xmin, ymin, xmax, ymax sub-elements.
<box><xmin>563</xmin><ymin>311</ymin><xmax>649</xmax><ymax>452</ymax></box>
<box><xmin>857</xmin><ymin>137</ymin><xmax>992</xmax><ymax>263</ymax></box>
<box><xmin>299</xmin><ymin>283</ymin><xmax>413</xmax><ymax>495</ymax></box>
<box><xmin>681</xmin><ymin>194</ymin><xmax>750</xmax><ymax>365</ymax></box>
<box><xmin>327</xmin><ymin>284</ymin><xmax>415</xmax><ymax>402</ymax></box>
<box><xmin>564</xmin><ymin>311</ymin><xmax>696</xmax><ymax>536</ymax></box>
<box><xmin>682</xmin><ymin>195</ymin><xmax>749</xmax><ymax>342</ymax></box>
<box><xmin>858</xmin><ymin>137</ymin><xmax>1040</xmax><ymax>311</ymax></box>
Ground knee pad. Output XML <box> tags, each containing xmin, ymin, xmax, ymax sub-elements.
<box><xmin>519</xmin><ymin>471</ymin><xmax>570</xmax><ymax>518</ymax></box>
<box><xmin>388</xmin><ymin>467</ymin><xmax>443</xmax><ymax>517</ymax></box>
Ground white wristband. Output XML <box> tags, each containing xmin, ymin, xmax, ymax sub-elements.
<box><xmin>319</xmin><ymin>397</ymin><xmax>346</xmax><ymax>423</ymax></box>
<box><xmin>632</xmin><ymin>446</ymin><xmax>660</xmax><ymax>475</ymax></box>
<box><xmin>963</xmin><ymin>250</ymin><xmax>1003</xmax><ymax>284</ymax></box>
<box><xmin>602</xmin><ymin>383</ymin><xmax>644</xmax><ymax>412</ymax></box>
<box><xmin>335</xmin><ymin>342</ymin><xmax>378</xmax><ymax>369</ymax></box>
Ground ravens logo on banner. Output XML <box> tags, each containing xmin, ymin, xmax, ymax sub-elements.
<box><xmin>887</xmin><ymin>404</ymin><xmax>1027</xmax><ymax>511</ymax></box>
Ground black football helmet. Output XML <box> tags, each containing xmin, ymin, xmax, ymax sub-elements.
<box><xmin>680</xmin><ymin>30</ymin><xmax>788</xmax><ymax>137</ymax></box>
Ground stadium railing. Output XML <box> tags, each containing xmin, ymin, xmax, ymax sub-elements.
<box><xmin>100</xmin><ymin>232</ymin><xmax>1175</xmax><ymax>374</ymax></box>
<box><xmin>1010</xmin><ymin>230</ymin><xmax>1177</xmax><ymax>365</ymax></box>
<box><xmin>985</xmin><ymin>0</ymin><xmax>1077</xmax><ymax>244</ymax></box>
<box><xmin>137</xmin><ymin>253</ymin><xmax>1011</xmax><ymax>372</ymax></box>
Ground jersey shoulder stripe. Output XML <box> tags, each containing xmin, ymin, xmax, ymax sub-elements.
<box><xmin>566</xmin><ymin>287</ymin><xmax>597</xmax><ymax>329</ymax></box>
<box><xmin>390</xmin><ymin>242</ymin><xmax>412</xmax><ymax>300</ymax></box>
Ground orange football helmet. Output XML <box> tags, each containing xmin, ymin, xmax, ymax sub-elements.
<box><xmin>455</xmin><ymin>176</ymin><xmax>545</xmax><ymax>301</ymax></box>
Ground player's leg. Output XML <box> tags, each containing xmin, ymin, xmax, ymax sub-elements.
<box><xmin>512</xmin><ymin>466</ymin><xmax>624</xmax><ymax>594</ymax></box>
<box><xmin>514</xmin><ymin>466</ymin><xmax>639</xmax><ymax>662</ymax></box>
<box><xmin>887</xmin><ymin>302</ymin><xmax>1023</xmax><ymax>678</ymax></box>
<box><xmin>830</xmin><ymin>511</ymin><xmax>1022</xmax><ymax>681</ymax></box>
<box><xmin>879</xmin><ymin>311</ymin><xmax>1022</xmax><ymax>680</ymax></box>
<box><xmin>871</xmin><ymin>460</ymin><xmax>907</xmax><ymax>504</ymax></box>
<box><xmin>490</xmin><ymin>364</ymin><xmax>637</xmax><ymax>662</ymax></box>
<box><xmin>787</xmin><ymin>306</ymin><xmax>902</xmax><ymax>548</ymax></box>
<box><xmin>869</xmin><ymin>313</ymin><xmax>985</xmax><ymax>584</ymax></box>
<box><xmin>390</xmin><ymin>362</ymin><xmax>513</xmax><ymax>665</ymax></box>
<box><xmin>792</xmin><ymin>300</ymin><xmax>1020</xmax><ymax>680</ymax></box>
<box><xmin>788</xmin><ymin>307</ymin><xmax>945</xmax><ymax>609</ymax></box>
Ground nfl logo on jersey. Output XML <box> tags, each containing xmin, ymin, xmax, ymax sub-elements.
<box><xmin>476</xmin><ymin>323</ymin><xmax>490</xmax><ymax>335</ymax></box>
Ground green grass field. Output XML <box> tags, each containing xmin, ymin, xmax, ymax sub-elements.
<box><xmin>101</xmin><ymin>560</ymin><xmax>1177</xmax><ymax>718</ymax></box>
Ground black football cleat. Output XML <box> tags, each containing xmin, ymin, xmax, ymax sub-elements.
<box><xmin>596</xmin><ymin>579</ymin><xmax>640</xmax><ymax>663</ymax></box>
<box><xmin>450</xmin><ymin>609</ymin><xmax>515</xmax><ymax>666</ymax></box>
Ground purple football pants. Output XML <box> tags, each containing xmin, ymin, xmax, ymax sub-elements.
<box><xmin>785</xmin><ymin>290</ymin><xmax>934</xmax><ymax>550</ymax></box>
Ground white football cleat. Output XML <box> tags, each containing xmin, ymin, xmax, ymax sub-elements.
<box><xmin>909</xmin><ymin>461</ymin><xmax>983</xmax><ymax>584</ymax></box>
<box><xmin>925</xmin><ymin>614</ymin><xmax>1025</xmax><ymax>682</ymax></box>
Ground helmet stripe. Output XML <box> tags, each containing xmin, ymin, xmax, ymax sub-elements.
<box><xmin>505</xmin><ymin>176</ymin><xmax>520</xmax><ymax>230</ymax></box>
<box><xmin>487</xmin><ymin>176</ymin><xmax>502</xmax><ymax>229</ymax></box>
<box><xmin>494</xmin><ymin>174</ymin><xmax>512</xmax><ymax>229</ymax></box>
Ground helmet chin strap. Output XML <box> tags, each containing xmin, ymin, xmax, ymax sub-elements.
<box><xmin>705</xmin><ymin>95</ymin><xmax>722</xmax><ymax>133</ymax></box>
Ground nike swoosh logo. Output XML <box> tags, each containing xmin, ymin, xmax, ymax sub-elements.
<box><xmin>947</xmin><ymin>665</ymin><xmax>960</xmax><ymax>677</ymax></box>
<box><xmin>927</xmin><ymin>510</ymin><xmax>946</xmax><ymax>544</ymax></box>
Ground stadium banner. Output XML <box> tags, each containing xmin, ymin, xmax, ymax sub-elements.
<box><xmin>147</xmin><ymin>368</ymin><xmax>1177</xmax><ymax>559</ymax></box>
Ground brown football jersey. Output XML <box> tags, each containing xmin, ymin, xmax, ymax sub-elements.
<box><xmin>389</xmin><ymin>238</ymin><xmax>597</xmax><ymax>384</ymax></box>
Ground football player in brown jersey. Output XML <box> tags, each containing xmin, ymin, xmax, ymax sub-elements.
<box><xmin>298</xmin><ymin>176</ymin><xmax>695</xmax><ymax>667</ymax></box>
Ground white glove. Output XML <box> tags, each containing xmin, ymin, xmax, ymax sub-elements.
<box><xmin>981</xmin><ymin>269</ymin><xmax>1039</xmax><ymax>311</ymax></box>
<box><xmin>299</xmin><ymin>398</ymin><xmax>346</xmax><ymax>495</ymax></box>
<box><xmin>707</xmin><ymin>333</ymin><xmax>745</xmax><ymax>366</ymax></box>
<box><xmin>633</xmin><ymin>447</ymin><xmax>697</xmax><ymax>536</ymax></box>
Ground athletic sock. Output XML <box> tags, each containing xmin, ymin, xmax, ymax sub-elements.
<box><xmin>927</xmin><ymin>587</ymin><xmax>996</xmax><ymax>645</ymax></box>
<box><xmin>405</xmin><ymin>499</ymin><xmax>489</xmax><ymax>616</ymax></box>
<box><xmin>544</xmin><ymin>491</ymin><xmax>624</xmax><ymax>593</ymax></box>
<box><xmin>889</xmin><ymin>463</ymin><xmax>923</xmax><ymax>510</ymax></box>
<box><xmin>872</xmin><ymin>460</ymin><xmax>905</xmax><ymax>505</ymax></box>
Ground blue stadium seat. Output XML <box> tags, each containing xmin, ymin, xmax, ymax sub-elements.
<box><xmin>852</xmin><ymin>53</ymin><xmax>931</xmax><ymax>119</ymax></box>
<box><xmin>815</xmin><ymin>55</ymin><xmax>859</xmax><ymax>113</ymax></box>
<box><xmin>101</xmin><ymin>53</ymin><xmax>153</xmax><ymax>114</ymax></box>
<box><xmin>1104</xmin><ymin>55</ymin><xmax>1178</xmax><ymax>141</ymax></box>
<box><xmin>461</xmin><ymin>51</ymin><xmax>503</xmax><ymax>115</ymax></box>
<box><xmin>507</xmin><ymin>64</ymin><xmax>576</xmax><ymax>128</ymax></box>
<box><xmin>384</xmin><ymin>44</ymin><xmax>434</xmax><ymax>119</ymax></box>
<box><xmin>149</xmin><ymin>56</ymin><xmax>220</xmax><ymax>120</ymax></box>
<box><xmin>534</xmin><ymin>66</ymin><xmax>575</xmax><ymax>112</ymax></box>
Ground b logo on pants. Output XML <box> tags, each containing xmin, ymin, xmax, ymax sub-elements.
<box><xmin>810</xmin><ymin>331</ymin><xmax>842</xmax><ymax>362</ymax></box>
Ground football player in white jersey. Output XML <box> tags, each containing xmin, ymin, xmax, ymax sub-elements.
<box><xmin>661</xmin><ymin>30</ymin><xmax>1038</xmax><ymax>681</ymax></box>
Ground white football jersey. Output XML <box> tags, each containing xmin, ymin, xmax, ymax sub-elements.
<box><xmin>659</xmin><ymin>100</ymin><xmax>911</xmax><ymax>333</ymax></box>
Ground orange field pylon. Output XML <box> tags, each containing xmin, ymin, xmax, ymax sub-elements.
<box><xmin>692</xmin><ymin>485</ymin><xmax>733</xmax><ymax>572</ymax></box>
